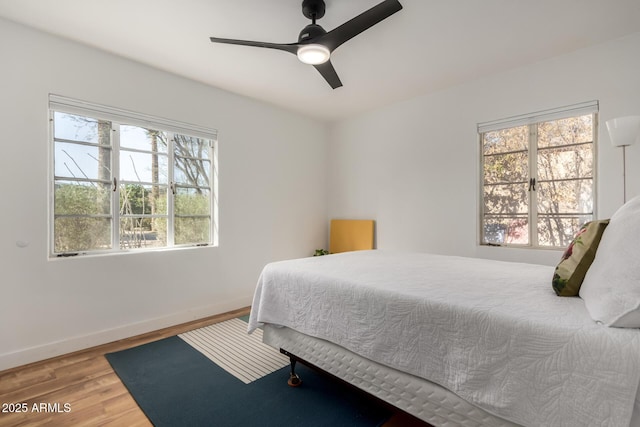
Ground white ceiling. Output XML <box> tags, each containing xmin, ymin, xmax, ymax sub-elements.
<box><xmin>1</xmin><ymin>0</ymin><xmax>640</xmax><ymax>122</ymax></box>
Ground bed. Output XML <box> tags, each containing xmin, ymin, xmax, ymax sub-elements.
<box><xmin>248</xmin><ymin>200</ymin><xmax>640</xmax><ymax>427</ymax></box>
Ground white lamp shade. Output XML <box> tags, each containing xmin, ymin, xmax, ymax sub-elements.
<box><xmin>606</xmin><ymin>116</ymin><xmax>640</xmax><ymax>147</ymax></box>
<box><xmin>297</xmin><ymin>44</ymin><xmax>330</xmax><ymax>65</ymax></box>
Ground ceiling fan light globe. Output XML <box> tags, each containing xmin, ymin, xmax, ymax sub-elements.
<box><xmin>297</xmin><ymin>44</ymin><xmax>330</xmax><ymax>65</ymax></box>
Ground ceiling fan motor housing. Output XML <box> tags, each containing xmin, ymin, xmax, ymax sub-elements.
<box><xmin>302</xmin><ymin>0</ymin><xmax>326</xmax><ymax>20</ymax></box>
<box><xmin>298</xmin><ymin>23</ymin><xmax>327</xmax><ymax>43</ymax></box>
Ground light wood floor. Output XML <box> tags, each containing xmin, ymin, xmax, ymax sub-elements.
<box><xmin>0</xmin><ymin>307</ymin><xmax>429</xmax><ymax>427</ymax></box>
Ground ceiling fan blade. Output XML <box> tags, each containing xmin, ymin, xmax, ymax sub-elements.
<box><xmin>209</xmin><ymin>37</ymin><xmax>299</xmax><ymax>55</ymax></box>
<box><xmin>313</xmin><ymin>60</ymin><xmax>343</xmax><ymax>89</ymax></box>
<box><xmin>319</xmin><ymin>0</ymin><xmax>402</xmax><ymax>52</ymax></box>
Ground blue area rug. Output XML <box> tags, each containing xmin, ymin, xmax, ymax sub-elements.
<box><xmin>106</xmin><ymin>321</ymin><xmax>391</xmax><ymax>427</ymax></box>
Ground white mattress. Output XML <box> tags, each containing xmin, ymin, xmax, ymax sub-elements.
<box><xmin>249</xmin><ymin>250</ymin><xmax>640</xmax><ymax>427</ymax></box>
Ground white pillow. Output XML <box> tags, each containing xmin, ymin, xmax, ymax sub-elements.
<box><xmin>580</xmin><ymin>195</ymin><xmax>640</xmax><ymax>327</ymax></box>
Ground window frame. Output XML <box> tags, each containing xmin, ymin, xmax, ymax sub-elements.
<box><xmin>478</xmin><ymin>101</ymin><xmax>598</xmax><ymax>250</ymax></box>
<box><xmin>48</xmin><ymin>95</ymin><xmax>218</xmax><ymax>258</ymax></box>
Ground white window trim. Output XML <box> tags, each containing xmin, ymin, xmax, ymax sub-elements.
<box><xmin>477</xmin><ymin>100</ymin><xmax>599</xmax><ymax>133</ymax></box>
<box><xmin>48</xmin><ymin>95</ymin><xmax>219</xmax><ymax>258</ymax></box>
<box><xmin>49</xmin><ymin>95</ymin><xmax>217</xmax><ymax>141</ymax></box>
<box><xmin>477</xmin><ymin>101</ymin><xmax>598</xmax><ymax>249</ymax></box>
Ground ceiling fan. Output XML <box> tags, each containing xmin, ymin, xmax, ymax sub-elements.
<box><xmin>209</xmin><ymin>0</ymin><xmax>403</xmax><ymax>89</ymax></box>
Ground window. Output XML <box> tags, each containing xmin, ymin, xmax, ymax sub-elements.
<box><xmin>479</xmin><ymin>101</ymin><xmax>597</xmax><ymax>249</ymax></box>
<box><xmin>49</xmin><ymin>95</ymin><xmax>218</xmax><ymax>256</ymax></box>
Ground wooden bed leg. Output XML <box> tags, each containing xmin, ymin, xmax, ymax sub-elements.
<box><xmin>287</xmin><ymin>357</ymin><xmax>302</xmax><ymax>387</ymax></box>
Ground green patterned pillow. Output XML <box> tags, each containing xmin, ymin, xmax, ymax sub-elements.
<box><xmin>552</xmin><ymin>219</ymin><xmax>609</xmax><ymax>296</ymax></box>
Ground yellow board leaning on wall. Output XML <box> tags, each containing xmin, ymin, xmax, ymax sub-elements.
<box><xmin>329</xmin><ymin>219</ymin><xmax>375</xmax><ymax>253</ymax></box>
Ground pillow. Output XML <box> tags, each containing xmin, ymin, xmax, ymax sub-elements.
<box><xmin>552</xmin><ymin>219</ymin><xmax>609</xmax><ymax>296</ymax></box>
<box><xmin>580</xmin><ymin>195</ymin><xmax>640</xmax><ymax>327</ymax></box>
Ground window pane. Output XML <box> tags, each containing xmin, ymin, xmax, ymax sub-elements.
<box><xmin>152</xmin><ymin>217</ymin><xmax>168</xmax><ymax>246</ymax></box>
<box><xmin>483</xmin><ymin>126</ymin><xmax>528</xmax><ymax>155</ymax></box>
<box><xmin>174</xmin><ymin>160</ymin><xmax>211</xmax><ymax>187</ymax></box>
<box><xmin>54</xmin><ymin>217</ymin><xmax>111</xmax><ymax>253</ymax></box>
<box><xmin>54</xmin><ymin>141</ymin><xmax>112</xmax><ymax>180</ymax></box>
<box><xmin>538</xmin><ymin>145</ymin><xmax>593</xmax><ymax>181</ymax></box>
<box><xmin>119</xmin><ymin>184</ymin><xmax>168</xmax><ymax>215</ymax></box>
<box><xmin>537</xmin><ymin>216</ymin><xmax>592</xmax><ymax>247</ymax></box>
<box><xmin>173</xmin><ymin>134</ymin><xmax>211</xmax><ymax>187</ymax></box>
<box><xmin>120</xmin><ymin>150</ymin><xmax>168</xmax><ymax>184</ymax></box>
<box><xmin>538</xmin><ymin>115</ymin><xmax>593</xmax><ymax>148</ymax></box>
<box><xmin>119</xmin><ymin>217</ymin><xmax>167</xmax><ymax>249</ymax></box>
<box><xmin>120</xmin><ymin>126</ymin><xmax>168</xmax><ymax>153</ymax></box>
<box><xmin>537</xmin><ymin>179</ymin><xmax>593</xmax><ymax>214</ymax></box>
<box><xmin>483</xmin><ymin>217</ymin><xmax>529</xmax><ymax>245</ymax></box>
<box><xmin>172</xmin><ymin>131</ymin><xmax>212</xmax><ymax>246</ymax></box>
<box><xmin>174</xmin><ymin>134</ymin><xmax>211</xmax><ymax>160</ymax></box>
<box><xmin>55</xmin><ymin>181</ymin><xmax>111</xmax><ymax>215</ymax></box>
<box><xmin>483</xmin><ymin>183</ymin><xmax>528</xmax><ymax>215</ymax></box>
<box><xmin>175</xmin><ymin>217</ymin><xmax>210</xmax><ymax>245</ymax></box>
<box><xmin>175</xmin><ymin>188</ymin><xmax>210</xmax><ymax>215</ymax></box>
<box><xmin>54</xmin><ymin>112</ymin><xmax>111</xmax><ymax>145</ymax></box>
<box><xmin>483</xmin><ymin>152</ymin><xmax>528</xmax><ymax>184</ymax></box>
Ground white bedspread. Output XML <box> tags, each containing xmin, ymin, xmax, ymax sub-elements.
<box><xmin>248</xmin><ymin>250</ymin><xmax>640</xmax><ymax>427</ymax></box>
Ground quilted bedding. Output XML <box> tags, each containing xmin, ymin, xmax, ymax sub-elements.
<box><xmin>248</xmin><ymin>250</ymin><xmax>640</xmax><ymax>427</ymax></box>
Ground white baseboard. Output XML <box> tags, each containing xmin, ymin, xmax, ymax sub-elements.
<box><xmin>0</xmin><ymin>296</ymin><xmax>253</xmax><ymax>372</ymax></box>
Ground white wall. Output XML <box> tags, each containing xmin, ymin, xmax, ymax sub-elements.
<box><xmin>3</xmin><ymin>16</ymin><xmax>639</xmax><ymax>371</ymax></box>
<box><xmin>0</xmin><ymin>19</ymin><xmax>327</xmax><ymax>370</ymax></box>
<box><xmin>327</xmin><ymin>32</ymin><xmax>640</xmax><ymax>266</ymax></box>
